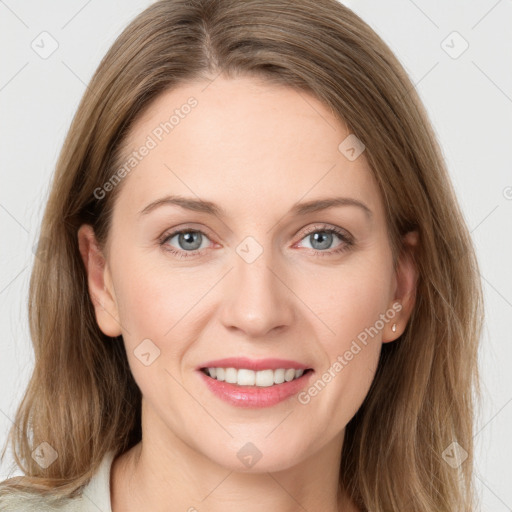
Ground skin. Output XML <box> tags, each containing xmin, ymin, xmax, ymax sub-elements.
<box><xmin>78</xmin><ymin>75</ymin><xmax>418</xmax><ymax>512</ymax></box>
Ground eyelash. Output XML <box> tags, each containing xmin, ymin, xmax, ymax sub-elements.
<box><xmin>158</xmin><ymin>223</ymin><xmax>354</xmax><ymax>259</ymax></box>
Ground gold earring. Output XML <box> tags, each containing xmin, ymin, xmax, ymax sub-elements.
<box><xmin>391</xmin><ymin>323</ymin><xmax>397</xmax><ymax>332</ymax></box>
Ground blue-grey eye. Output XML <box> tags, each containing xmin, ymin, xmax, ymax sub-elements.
<box><xmin>167</xmin><ymin>231</ymin><xmax>207</xmax><ymax>251</ymax></box>
<box><xmin>307</xmin><ymin>231</ymin><xmax>334</xmax><ymax>250</ymax></box>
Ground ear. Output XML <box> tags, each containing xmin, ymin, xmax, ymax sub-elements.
<box><xmin>77</xmin><ymin>224</ymin><xmax>122</xmax><ymax>337</ymax></box>
<box><xmin>382</xmin><ymin>230</ymin><xmax>419</xmax><ymax>343</ymax></box>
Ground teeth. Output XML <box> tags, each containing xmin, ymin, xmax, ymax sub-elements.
<box><xmin>205</xmin><ymin>367</ymin><xmax>306</xmax><ymax>387</ymax></box>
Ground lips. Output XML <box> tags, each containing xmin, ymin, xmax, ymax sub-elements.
<box><xmin>197</xmin><ymin>365</ymin><xmax>315</xmax><ymax>408</ymax></box>
<box><xmin>197</xmin><ymin>357</ymin><xmax>311</xmax><ymax>372</ymax></box>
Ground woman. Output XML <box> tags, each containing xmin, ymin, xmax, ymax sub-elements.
<box><xmin>0</xmin><ymin>0</ymin><xmax>484</xmax><ymax>511</ymax></box>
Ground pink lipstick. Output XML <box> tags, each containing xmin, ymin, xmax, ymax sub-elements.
<box><xmin>196</xmin><ymin>357</ymin><xmax>314</xmax><ymax>408</ymax></box>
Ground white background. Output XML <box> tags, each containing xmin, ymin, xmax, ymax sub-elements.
<box><xmin>1</xmin><ymin>1</ymin><xmax>511</xmax><ymax>510</ymax></box>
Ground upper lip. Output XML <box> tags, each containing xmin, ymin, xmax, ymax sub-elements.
<box><xmin>197</xmin><ymin>357</ymin><xmax>312</xmax><ymax>371</ymax></box>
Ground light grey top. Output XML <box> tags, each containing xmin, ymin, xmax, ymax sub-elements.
<box><xmin>80</xmin><ymin>450</ymin><xmax>114</xmax><ymax>511</ymax></box>
<box><xmin>0</xmin><ymin>450</ymin><xmax>115</xmax><ymax>512</ymax></box>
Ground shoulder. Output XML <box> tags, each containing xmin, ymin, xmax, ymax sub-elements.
<box><xmin>0</xmin><ymin>490</ymin><xmax>83</xmax><ymax>511</ymax></box>
<box><xmin>0</xmin><ymin>449</ymin><xmax>116</xmax><ymax>512</ymax></box>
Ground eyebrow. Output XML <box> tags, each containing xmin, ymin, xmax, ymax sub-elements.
<box><xmin>138</xmin><ymin>194</ymin><xmax>373</xmax><ymax>220</ymax></box>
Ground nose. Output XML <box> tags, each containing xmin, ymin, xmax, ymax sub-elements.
<box><xmin>219</xmin><ymin>246</ymin><xmax>295</xmax><ymax>339</ymax></box>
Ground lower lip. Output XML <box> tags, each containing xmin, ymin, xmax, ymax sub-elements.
<box><xmin>197</xmin><ymin>369</ymin><xmax>314</xmax><ymax>408</ymax></box>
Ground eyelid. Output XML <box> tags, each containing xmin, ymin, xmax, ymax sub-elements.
<box><xmin>159</xmin><ymin>222</ymin><xmax>351</xmax><ymax>243</ymax></box>
<box><xmin>159</xmin><ymin>223</ymin><xmax>216</xmax><ymax>241</ymax></box>
<box><xmin>297</xmin><ymin>223</ymin><xmax>352</xmax><ymax>240</ymax></box>
<box><xmin>159</xmin><ymin>222</ymin><xmax>354</xmax><ymax>257</ymax></box>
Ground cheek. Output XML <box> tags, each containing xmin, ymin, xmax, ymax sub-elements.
<box><xmin>111</xmin><ymin>253</ymin><xmax>213</xmax><ymax>385</ymax></box>
<box><xmin>113</xmin><ymin>253</ymin><xmax>205</xmax><ymax>335</ymax></box>
<box><xmin>313</xmin><ymin>256</ymin><xmax>393</xmax><ymax>351</ymax></box>
<box><xmin>301</xmin><ymin>253</ymin><xmax>392</xmax><ymax>426</ymax></box>
<box><xmin>304</xmin><ymin>254</ymin><xmax>391</xmax><ymax>394</ymax></box>
<box><xmin>111</xmin><ymin>261</ymin><xmax>191</xmax><ymax>401</ymax></box>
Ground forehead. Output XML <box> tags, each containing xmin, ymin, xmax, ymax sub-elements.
<box><xmin>114</xmin><ymin>76</ymin><xmax>383</xmax><ymax>222</ymax></box>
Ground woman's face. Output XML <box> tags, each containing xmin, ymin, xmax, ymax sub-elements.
<box><xmin>79</xmin><ymin>75</ymin><xmax>416</xmax><ymax>472</ymax></box>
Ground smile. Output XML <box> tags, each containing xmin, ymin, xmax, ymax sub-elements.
<box><xmin>197</xmin><ymin>367</ymin><xmax>314</xmax><ymax>408</ymax></box>
<box><xmin>201</xmin><ymin>367</ymin><xmax>312</xmax><ymax>387</ymax></box>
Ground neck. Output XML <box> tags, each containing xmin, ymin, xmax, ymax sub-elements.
<box><xmin>111</xmin><ymin>399</ymin><xmax>359</xmax><ymax>512</ymax></box>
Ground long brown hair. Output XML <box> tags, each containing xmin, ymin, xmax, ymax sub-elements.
<box><xmin>0</xmin><ymin>1</ymin><xmax>484</xmax><ymax>510</ymax></box>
